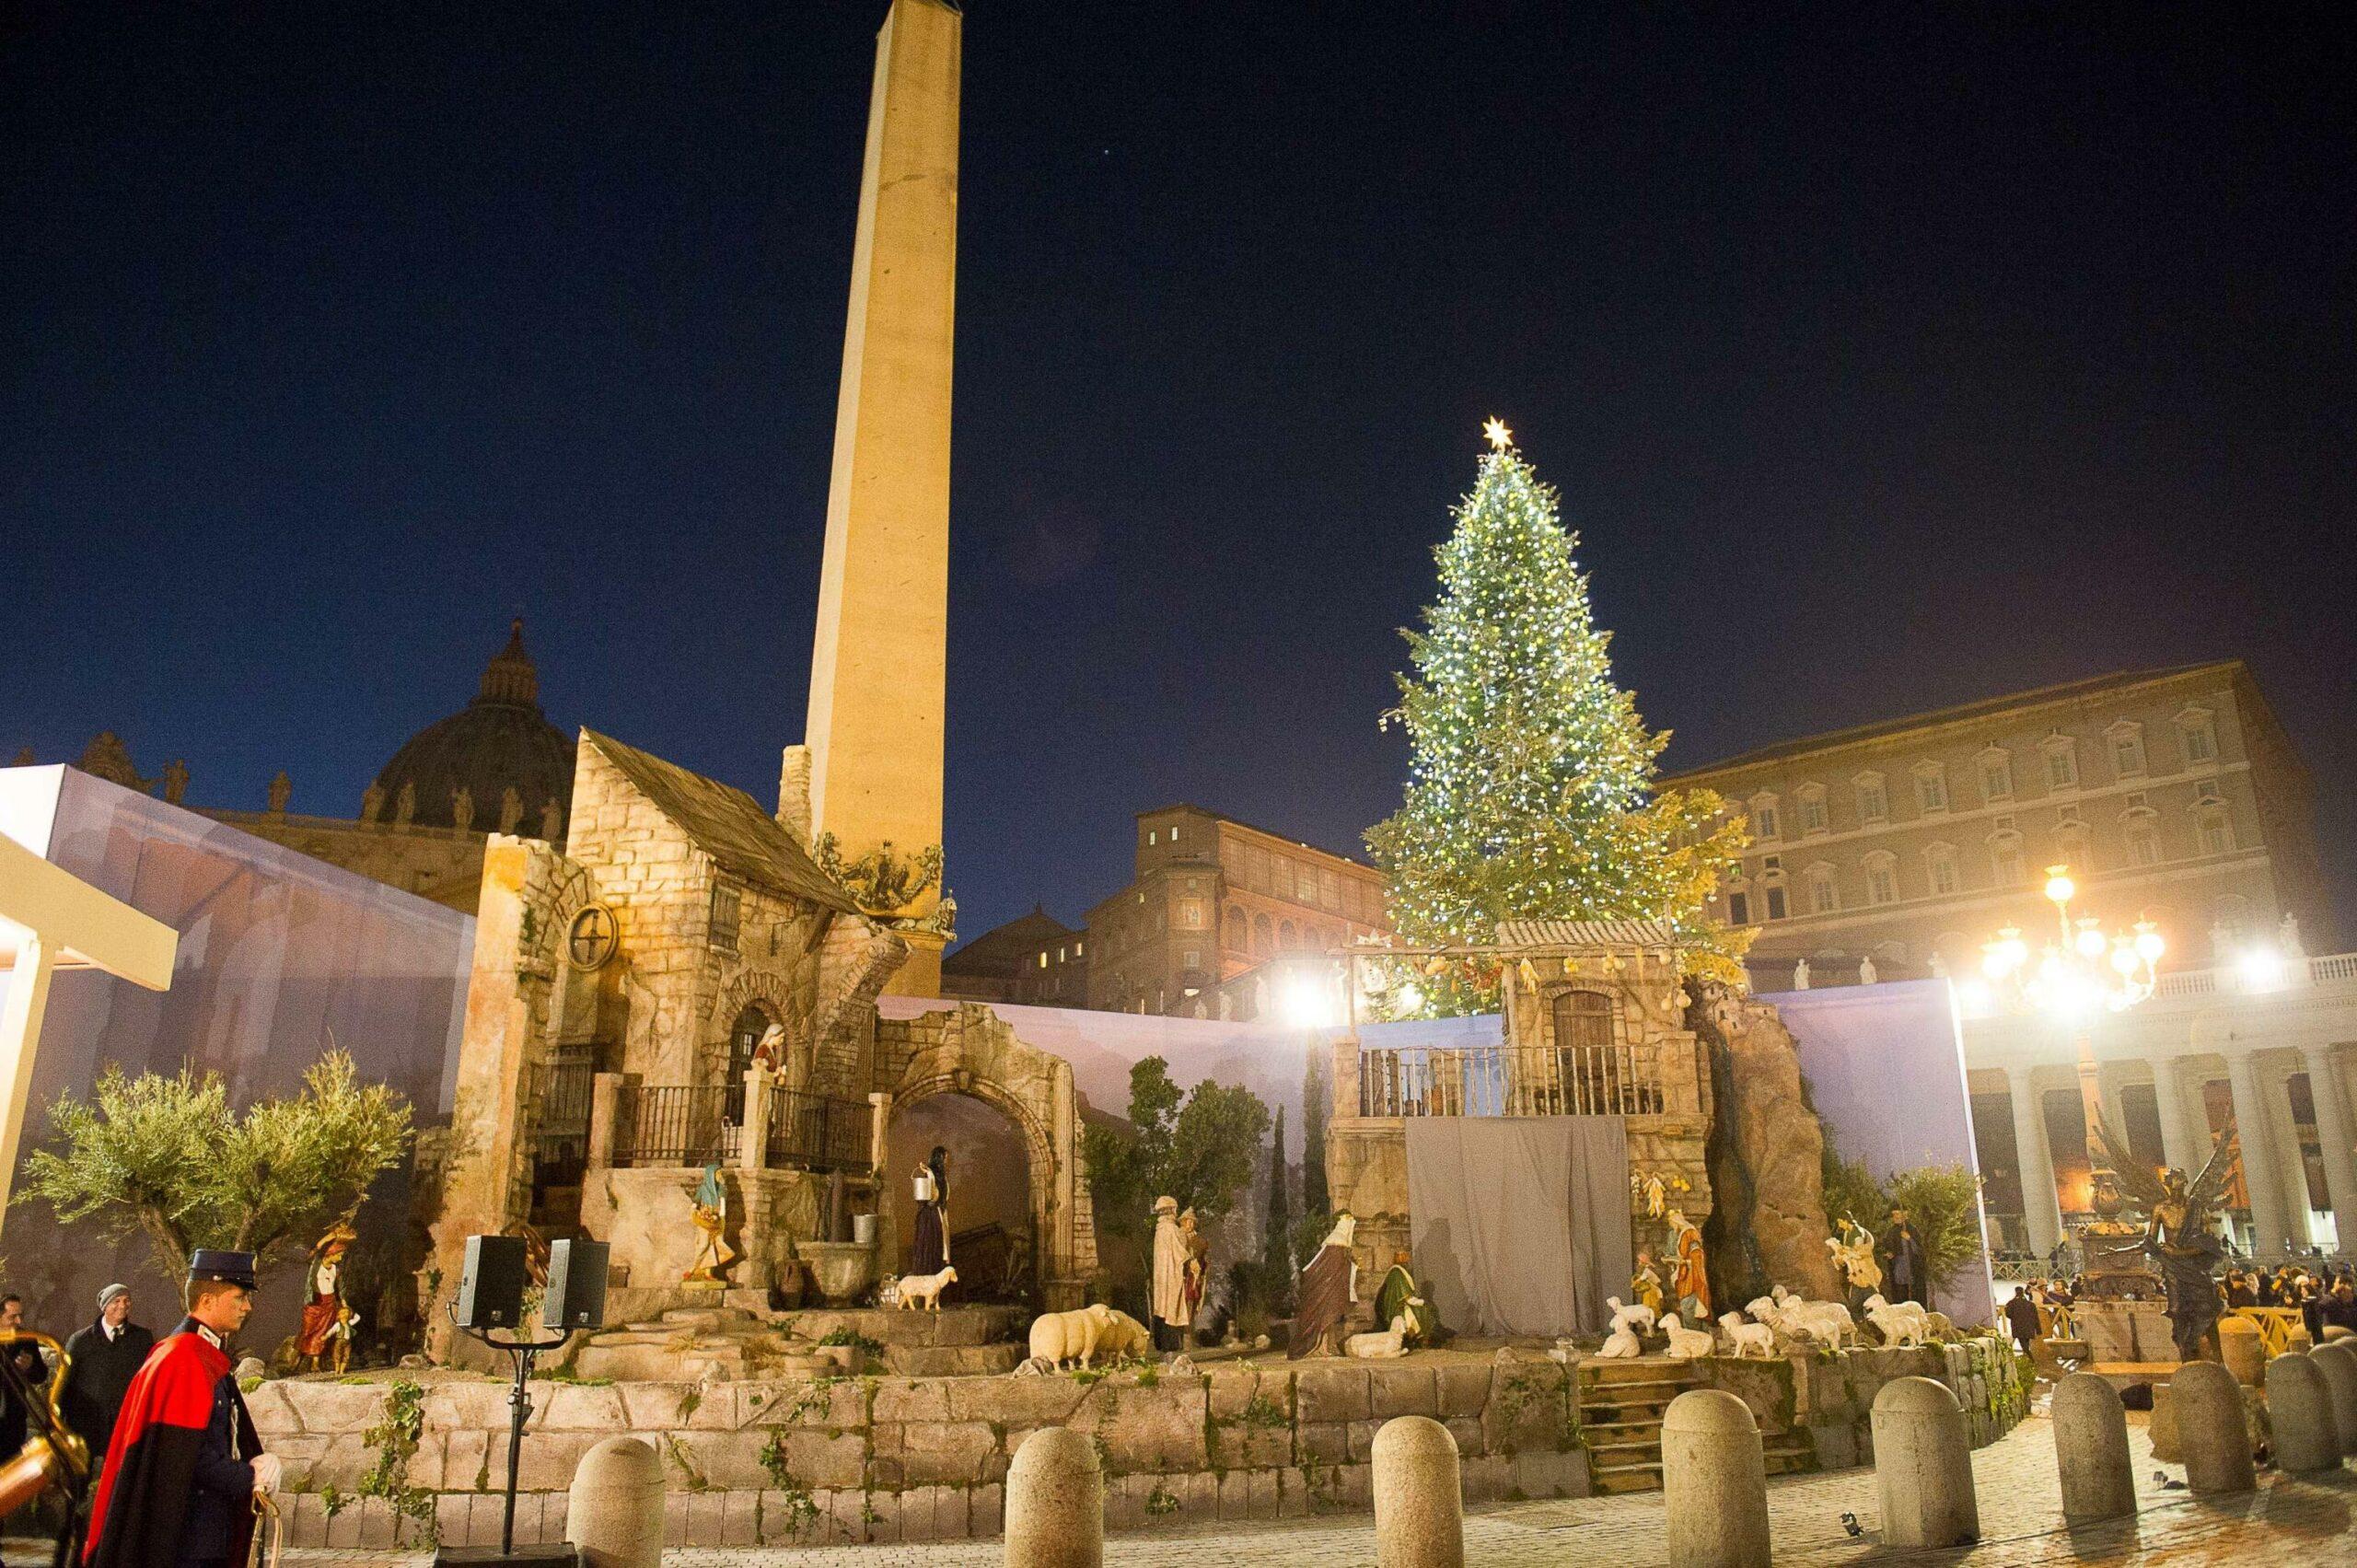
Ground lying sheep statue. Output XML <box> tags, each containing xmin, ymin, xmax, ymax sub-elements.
<box><xmin>1026</xmin><ymin>1303</ymin><xmax>1152</xmax><ymax>1370</ymax></box>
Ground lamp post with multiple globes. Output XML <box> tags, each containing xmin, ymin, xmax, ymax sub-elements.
<box><xmin>1981</xmin><ymin>865</ymin><xmax>2166</xmax><ymax>1287</ymax></box>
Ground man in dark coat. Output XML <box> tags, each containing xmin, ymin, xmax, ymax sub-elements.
<box><xmin>82</xmin><ymin>1251</ymin><xmax>281</xmax><ymax>1568</ymax></box>
<box><xmin>1876</xmin><ymin>1206</ymin><xmax>1929</xmax><ymax>1307</ymax></box>
<box><xmin>60</xmin><ymin>1285</ymin><xmax>157</xmax><ymax>1459</ymax></box>
<box><xmin>2003</xmin><ymin>1286</ymin><xmax>2042</xmax><ymax>1353</ymax></box>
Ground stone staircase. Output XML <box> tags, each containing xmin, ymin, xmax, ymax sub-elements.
<box><xmin>1577</xmin><ymin>1358</ymin><xmax>1814</xmax><ymax>1493</ymax></box>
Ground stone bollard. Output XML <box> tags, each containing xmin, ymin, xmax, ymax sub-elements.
<box><xmin>2170</xmin><ymin>1360</ymin><xmax>2255</xmax><ymax>1496</ymax></box>
<box><xmin>1872</xmin><ymin>1376</ymin><xmax>1978</xmax><ymax>1548</ymax></box>
<box><xmin>1005</xmin><ymin>1426</ymin><xmax>1104</xmax><ymax>1568</ymax></box>
<box><xmin>2216</xmin><ymin>1316</ymin><xmax>2265</xmax><ymax>1386</ymax></box>
<box><xmin>566</xmin><ymin>1436</ymin><xmax>664</xmax><ymax>1568</ymax></box>
<box><xmin>2050</xmin><ymin>1374</ymin><xmax>2137</xmax><ymax>1522</ymax></box>
<box><xmin>1661</xmin><ymin>1388</ymin><xmax>1770</xmax><ymax>1568</ymax></box>
<box><xmin>2264</xmin><ymin>1353</ymin><xmax>2340</xmax><ymax>1474</ymax></box>
<box><xmin>2310</xmin><ymin>1341</ymin><xmax>2357</xmax><ymax>1458</ymax></box>
<box><xmin>1372</xmin><ymin>1416</ymin><xmax>1463</xmax><ymax>1568</ymax></box>
<box><xmin>2149</xmin><ymin>1383</ymin><xmax>2179</xmax><ymax>1463</ymax></box>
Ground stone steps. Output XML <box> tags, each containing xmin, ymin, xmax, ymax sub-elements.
<box><xmin>1575</xmin><ymin>1357</ymin><xmax>1700</xmax><ymax>1494</ymax></box>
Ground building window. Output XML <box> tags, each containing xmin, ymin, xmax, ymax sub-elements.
<box><xmin>1763</xmin><ymin>881</ymin><xmax>1788</xmax><ymax>921</ymax></box>
<box><xmin>1252</xmin><ymin>912</ymin><xmax>1273</xmax><ymax>956</ymax></box>
<box><xmin>1854</xmin><ymin>773</ymin><xmax>1887</xmax><ymax>824</ymax></box>
<box><xmin>2195</xmin><ymin>798</ymin><xmax>2233</xmax><ymax>856</ymax></box>
<box><xmin>1180</xmin><ymin>899</ymin><xmax>1203</xmax><ymax>928</ymax></box>
<box><xmin>1279</xmin><ymin>919</ymin><xmax>1297</xmax><ymax>949</ymax></box>
<box><xmin>2042</xmin><ymin>736</ymin><xmax>2080</xmax><ymax>790</ymax></box>
<box><xmin>1750</xmin><ymin>795</ymin><xmax>1781</xmax><ymax>840</ymax></box>
<box><xmin>1926</xmin><ymin>842</ymin><xmax>1958</xmax><ymax>896</ymax></box>
<box><xmin>1038</xmin><ymin>951</ymin><xmax>1049</xmax><ymax>970</ymax></box>
<box><xmin>1914</xmin><ymin>764</ymin><xmax>1948</xmax><ymax>815</ymax></box>
<box><xmin>1806</xmin><ymin>868</ymin><xmax>1838</xmax><ymax>914</ymax></box>
<box><xmin>1182</xmin><ymin>949</ymin><xmax>1201</xmax><ymax>970</ymax></box>
<box><xmin>2107</xmin><ymin>722</ymin><xmax>2147</xmax><ymax>779</ymax></box>
<box><xmin>1990</xmin><ymin>834</ymin><xmax>2025</xmax><ymax>887</ymax></box>
<box><xmin>1864</xmin><ymin>854</ymin><xmax>1898</xmax><ymax>906</ymax></box>
<box><xmin>1980</xmin><ymin>749</ymin><xmax>2014</xmax><ymax>802</ymax></box>
<box><xmin>1147</xmin><ymin>829</ymin><xmax>1157</xmax><ymax>846</ymax></box>
<box><xmin>1170</xmin><ymin>823</ymin><xmax>1181</xmax><ymax>841</ymax></box>
<box><xmin>2177</xmin><ymin>709</ymin><xmax>2217</xmax><ymax>766</ymax></box>
<box><xmin>1798</xmin><ymin>786</ymin><xmax>1827</xmax><ymax>835</ymax></box>
<box><xmin>2122</xmin><ymin>810</ymin><xmax>2162</xmax><ymax>866</ymax></box>
<box><xmin>1225</xmin><ymin>904</ymin><xmax>1248</xmax><ymax>948</ymax></box>
<box><xmin>1726</xmin><ymin>889</ymin><xmax>1751</xmax><ymax>924</ymax></box>
<box><xmin>1074</xmin><ymin>939</ymin><xmax>1085</xmax><ymax>957</ymax></box>
<box><xmin>708</xmin><ymin>882</ymin><xmax>741</xmax><ymax>953</ymax></box>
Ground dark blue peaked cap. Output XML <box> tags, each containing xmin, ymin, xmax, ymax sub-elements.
<box><xmin>188</xmin><ymin>1249</ymin><xmax>258</xmax><ymax>1289</ymax></box>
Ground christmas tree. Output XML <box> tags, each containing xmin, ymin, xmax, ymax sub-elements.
<box><xmin>1365</xmin><ymin>420</ymin><xmax>1751</xmax><ymax>1013</ymax></box>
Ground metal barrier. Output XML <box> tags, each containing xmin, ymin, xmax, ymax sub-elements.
<box><xmin>613</xmin><ymin>1084</ymin><xmax>739</xmax><ymax>1167</ymax></box>
<box><xmin>1358</xmin><ymin>1041</ymin><xmax>1661</xmax><ymax>1118</ymax></box>
<box><xmin>764</xmin><ymin>1087</ymin><xmax>871</xmax><ymax>1172</ymax></box>
<box><xmin>2234</xmin><ymin>1307</ymin><xmax>2307</xmax><ymax>1357</ymax></box>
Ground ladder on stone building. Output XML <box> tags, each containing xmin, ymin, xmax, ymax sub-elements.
<box><xmin>1577</xmin><ymin>1359</ymin><xmax>1814</xmax><ymax>1493</ymax></box>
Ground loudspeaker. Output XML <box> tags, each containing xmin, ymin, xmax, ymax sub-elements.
<box><xmin>540</xmin><ymin>1238</ymin><xmax>610</xmax><ymax>1331</ymax></box>
<box><xmin>454</xmin><ymin>1235</ymin><xmax>528</xmax><ymax>1330</ymax></box>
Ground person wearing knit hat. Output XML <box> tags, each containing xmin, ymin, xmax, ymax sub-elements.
<box><xmin>59</xmin><ymin>1284</ymin><xmax>155</xmax><ymax>1458</ymax></box>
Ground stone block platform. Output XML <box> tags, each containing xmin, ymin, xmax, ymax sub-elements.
<box><xmin>246</xmin><ymin>1335</ymin><xmax>2026</xmax><ymax>1550</ymax></box>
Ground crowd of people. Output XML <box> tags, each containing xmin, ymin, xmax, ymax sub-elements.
<box><xmin>2000</xmin><ymin>1262</ymin><xmax>2357</xmax><ymax>1353</ymax></box>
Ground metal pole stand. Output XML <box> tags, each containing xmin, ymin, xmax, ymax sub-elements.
<box><xmin>431</xmin><ymin>1307</ymin><xmax>577</xmax><ymax>1568</ymax></box>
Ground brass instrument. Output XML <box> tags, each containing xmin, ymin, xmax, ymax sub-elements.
<box><xmin>0</xmin><ymin>1329</ymin><xmax>89</xmax><ymax>1516</ymax></box>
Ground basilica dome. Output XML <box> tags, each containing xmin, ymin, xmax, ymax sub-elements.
<box><xmin>372</xmin><ymin>621</ymin><xmax>574</xmax><ymax>836</ymax></box>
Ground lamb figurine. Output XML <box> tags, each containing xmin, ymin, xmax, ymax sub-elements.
<box><xmin>1346</xmin><ymin>1314</ymin><xmax>1414</xmax><ymax>1360</ymax></box>
<box><xmin>896</xmin><ymin>1264</ymin><xmax>957</xmax><ymax>1311</ymax></box>
<box><xmin>1605</xmin><ymin>1294</ymin><xmax>1657</xmax><ymax>1334</ymax></box>
<box><xmin>1863</xmin><ymin>1293</ymin><xmax>1931</xmax><ymax>1347</ymax></box>
<box><xmin>1661</xmin><ymin>1311</ymin><xmax>1717</xmax><ymax>1360</ymax></box>
<box><xmin>1718</xmin><ymin>1311</ymin><xmax>1777</xmax><ymax>1359</ymax></box>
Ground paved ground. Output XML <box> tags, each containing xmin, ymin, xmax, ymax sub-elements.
<box><xmin>12</xmin><ymin>1411</ymin><xmax>2355</xmax><ymax>1564</ymax></box>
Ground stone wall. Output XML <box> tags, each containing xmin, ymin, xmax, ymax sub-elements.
<box><xmin>1688</xmin><ymin>983</ymin><xmax>1842</xmax><ymax>1306</ymax></box>
<box><xmin>249</xmin><ymin>1356</ymin><xmax>1585</xmax><ymax>1549</ymax></box>
<box><xmin>1693</xmin><ymin>1334</ymin><xmax>2030</xmax><ymax>1470</ymax></box>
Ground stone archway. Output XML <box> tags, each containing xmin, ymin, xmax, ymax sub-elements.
<box><xmin>872</xmin><ymin>1004</ymin><xmax>1098</xmax><ymax>1309</ymax></box>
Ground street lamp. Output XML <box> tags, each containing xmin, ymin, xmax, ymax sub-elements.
<box><xmin>1981</xmin><ymin>865</ymin><xmax>2165</xmax><ymax>1283</ymax></box>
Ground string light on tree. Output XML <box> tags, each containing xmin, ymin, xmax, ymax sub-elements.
<box><xmin>1364</xmin><ymin>420</ymin><xmax>1751</xmax><ymax>1015</ymax></box>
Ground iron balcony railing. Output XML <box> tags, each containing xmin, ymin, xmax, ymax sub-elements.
<box><xmin>1357</xmin><ymin>1041</ymin><xmax>1663</xmax><ymax>1119</ymax></box>
<box><xmin>764</xmin><ymin>1088</ymin><xmax>872</xmax><ymax>1173</ymax></box>
<box><xmin>613</xmin><ymin>1084</ymin><xmax>740</xmax><ymax>1167</ymax></box>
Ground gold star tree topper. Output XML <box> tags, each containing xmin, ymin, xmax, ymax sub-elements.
<box><xmin>1482</xmin><ymin>416</ymin><xmax>1514</xmax><ymax>450</ymax></box>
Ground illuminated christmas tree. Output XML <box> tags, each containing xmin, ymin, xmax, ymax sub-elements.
<box><xmin>1365</xmin><ymin>420</ymin><xmax>1751</xmax><ymax>1013</ymax></box>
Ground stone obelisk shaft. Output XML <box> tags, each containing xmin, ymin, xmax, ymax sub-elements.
<box><xmin>804</xmin><ymin>0</ymin><xmax>958</xmax><ymax>996</ymax></box>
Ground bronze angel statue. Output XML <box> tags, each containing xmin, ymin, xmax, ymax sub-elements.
<box><xmin>2089</xmin><ymin>1116</ymin><xmax>2241</xmax><ymax>1363</ymax></box>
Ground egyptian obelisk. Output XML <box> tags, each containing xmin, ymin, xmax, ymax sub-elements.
<box><xmin>799</xmin><ymin>0</ymin><xmax>959</xmax><ymax>996</ymax></box>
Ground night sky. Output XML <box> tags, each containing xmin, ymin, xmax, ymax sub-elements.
<box><xmin>8</xmin><ymin>3</ymin><xmax>2352</xmax><ymax>943</ymax></box>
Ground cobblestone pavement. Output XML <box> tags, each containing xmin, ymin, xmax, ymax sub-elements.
<box><xmin>14</xmin><ymin>1414</ymin><xmax>2355</xmax><ymax>1565</ymax></box>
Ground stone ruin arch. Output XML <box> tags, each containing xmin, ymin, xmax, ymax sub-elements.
<box><xmin>873</xmin><ymin>1003</ymin><xmax>1098</xmax><ymax>1310</ymax></box>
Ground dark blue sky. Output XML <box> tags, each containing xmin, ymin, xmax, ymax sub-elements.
<box><xmin>7</xmin><ymin>2</ymin><xmax>2352</xmax><ymax>941</ymax></box>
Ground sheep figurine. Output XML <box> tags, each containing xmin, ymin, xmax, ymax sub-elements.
<box><xmin>1346</xmin><ymin>1314</ymin><xmax>1415</xmax><ymax>1360</ymax></box>
<box><xmin>1605</xmin><ymin>1295</ymin><xmax>1657</xmax><ymax>1334</ymax></box>
<box><xmin>1598</xmin><ymin>1297</ymin><xmax>1654</xmax><ymax>1358</ymax></box>
<box><xmin>1863</xmin><ymin>1293</ymin><xmax>1930</xmax><ymax>1348</ymax></box>
<box><xmin>897</xmin><ymin>1264</ymin><xmax>957</xmax><ymax>1310</ymax></box>
<box><xmin>1777</xmin><ymin>1296</ymin><xmax>1858</xmax><ymax>1349</ymax></box>
<box><xmin>1660</xmin><ymin>1312</ymin><xmax>1717</xmax><ymax>1360</ymax></box>
<box><xmin>1718</xmin><ymin>1311</ymin><xmax>1777</xmax><ymax>1359</ymax></box>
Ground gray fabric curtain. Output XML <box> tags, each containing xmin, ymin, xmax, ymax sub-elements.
<box><xmin>1404</xmin><ymin>1117</ymin><xmax>1632</xmax><ymax>1337</ymax></box>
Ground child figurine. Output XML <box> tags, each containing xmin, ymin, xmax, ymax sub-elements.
<box><xmin>1630</xmin><ymin>1249</ymin><xmax>1665</xmax><ymax>1318</ymax></box>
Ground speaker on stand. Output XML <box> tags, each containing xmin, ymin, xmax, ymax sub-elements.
<box><xmin>436</xmin><ymin>1235</ymin><xmax>609</xmax><ymax>1568</ymax></box>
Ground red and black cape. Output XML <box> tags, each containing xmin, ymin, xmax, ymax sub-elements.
<box><xmin>82</xmin><ymin>1322</ymin><xmax>259</xmax><ymax>1568</ymax></box>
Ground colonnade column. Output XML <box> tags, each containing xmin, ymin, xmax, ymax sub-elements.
<box><xmin>2147</xmin><ymin>1057</ymin><xmax>2198</xmax><ymax>1178</ymax></box>
<box><xmin>2226</xmin><ymin>1053</ymin><xmax>2291</xmax><ymax>1257</ymax></box>
<box><xmin>2006</xmin><ymin>1065</ymin><xmax>2063</xmax><ymax>1258</ymax></box>
<box><xmin>2269</xmin><ymin>1062</ymin><xmax>2316</xmax><ymax>1249</ymax></box>
<box><xmin>2300</xmin><ymin>1045</ymin><xmax>2357</xmax><ymax>1251</ymax></box>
